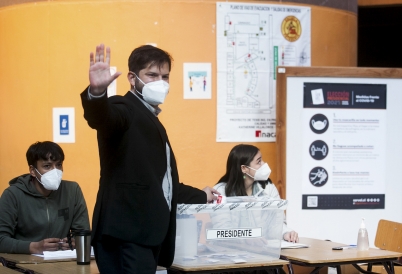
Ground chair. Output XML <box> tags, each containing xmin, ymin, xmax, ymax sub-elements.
<box><xmin>365</xmin><ymin>219</ymin><xmax>402</xmax><ymax>274</ymax></box>
<box><xmin>375</xmin><ymin>219</ymin><xmax>402</xmax><ymax>253</ymax></box>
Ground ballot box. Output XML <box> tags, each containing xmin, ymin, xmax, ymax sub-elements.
<box><xmin>173</xmin><ymin>197</ymin><xmax>287</xmax><ymax>267</ymax></box>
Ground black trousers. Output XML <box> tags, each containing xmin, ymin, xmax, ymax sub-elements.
<box><xmin>93</xmin><ymin>235</ymin><xmax>161</xmax><ymax>274</ymax></box>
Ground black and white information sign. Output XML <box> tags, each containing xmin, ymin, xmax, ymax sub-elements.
<box><xmin>301</xmin><ymin>83</ymin><xmax>386</xmax><ymax>209</ymax></box>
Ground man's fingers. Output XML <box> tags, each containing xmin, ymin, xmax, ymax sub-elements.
<box><xmin>111</xmin><ymin>71</ymin><xmax>122</xmax><ymax>82</ymax></box>
<box><xmin>89</xmin><ymin>43</ymin><xmax>120</xmax><ymax>94</ymax></box>
<box><xmin>44</xmin><ymin>242</ymin><xmax>59</xmax><ymax>251</ymax></box>
<box><xmin>95</xmin><ymin>44</ymin><xmax>104</xmax><ymax>63</ymax></box>
<box><xmin>90</xmin><ymin>52</ymin><xmax>94</xmax><ymax>66</ymax></box>
<box><xmin>106</xmin><ymin>47</ymin><xmax>121</xmax><ymax>80</ymax></box>
<box><xmin>95</xmin><ymin>45</ymin><xmax>100</xmax><ymax>63</ymax></box>
<box><xmin>99</xmin><ymin>44</ymin><xmax>104</xmax><ymax>63</ymax></box>
<box><xmin>203</xmin><ymin>186</ymin><xmax>220</xmax><ymax>195</ymax></box>
<box><xmin>106</xmin><ymin>47</ymin><xmax>111</xmax><ymax>65</ymax></box>
<box><xmin>211</xmin><ymin>188</ymin><xmax>221</xmax><ymax>195</ymax></box>
<box><xmin>45</xmin><ymin>238</ymin><xmax>62</xmax><ymax>243</ymax></box>
<box><xmin>202</xmin><ymin>186</ymin><xmax>221</xmax><ymax>203</ymax></box>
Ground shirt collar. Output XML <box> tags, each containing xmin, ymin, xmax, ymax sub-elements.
<box><xmin>130</xmin><ymin>90</ymin><xmax>162</xmax><ymax>117</ymax></box>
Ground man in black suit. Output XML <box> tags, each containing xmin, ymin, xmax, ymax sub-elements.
<box><xmin>80</xmin><ymin>44</ymin><xmax>219</xmax><ymax>273</ymax></box>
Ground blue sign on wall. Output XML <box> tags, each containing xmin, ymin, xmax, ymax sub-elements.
<box><xmin>59</xmin><ymin>115</ymin><xmax>69</xmax><ymax>135</ymax></box>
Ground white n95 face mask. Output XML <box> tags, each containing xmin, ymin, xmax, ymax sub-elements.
<box><xmin>35</xmin><ymin>168</ymin><xmax>63</xmax><ymax>190</ymax></box>
<box><xmin>246</xmin><ymin>163</ymin><xmax>271</xmax><ymax>181</ymax></box>
<box><xmin>134</xmin><ymin>73</ymin><xmax>170</xmax><ymax>105</ymax></box>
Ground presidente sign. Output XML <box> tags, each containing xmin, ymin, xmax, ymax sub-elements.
<box><xmin>206</xmin><ymin>228</ymin><xmax>262</xmax><ymax>240</ymax></box>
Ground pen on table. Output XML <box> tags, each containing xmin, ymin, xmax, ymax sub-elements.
<box><xmin>338</xmin><ymin>245</ymin><xmax>357</xmax><ymax>250</ymax></box>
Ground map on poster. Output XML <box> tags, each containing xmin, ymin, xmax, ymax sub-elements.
<box><xmin>216</xmin><ymin>2</ymin><xmax>311</xmax><ymax>142</ymax></box>
<box><xmin>302</xmin><ymin>82</ymin><xmax>387</xmax><ymax>209</ymax></box>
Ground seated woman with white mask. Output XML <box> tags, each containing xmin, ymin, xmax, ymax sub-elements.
<box><xmin>213</xmin><ymin>144</ymin><xmax>298</xmax><ymax>243</ymax></box>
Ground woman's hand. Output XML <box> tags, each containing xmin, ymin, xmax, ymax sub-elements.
<box><xmin>283</xmin><ymin>231</ymin><xmax>299</xmax><ymax>243</ymax></box>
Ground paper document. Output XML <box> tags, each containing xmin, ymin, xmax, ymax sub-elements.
<box><xmin>33</xmin><ymin>247</ymin><xmax>94</xmax><ymax>259</ymax></box>
<box><xmin>281</xmin><ymin>240</ymin><xmax>309</xmax><ymax>249</ymax></box>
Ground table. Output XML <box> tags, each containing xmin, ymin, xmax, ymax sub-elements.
<box><xmin>1</xmin><ymin>253</ymin><xmax>166</xmax><ymax>274</ymax></box>
<box><xmin>0</xmin><ymin>253</ymin><xmax>81</xmax><ymax>271</ymax></box>
<box><xmin>280</xmin><ymin>237</ymin><xmax>402</xmax><ymax>274</ymax></box>
<box><xmin>15</xmin><ymin>262</ymin><xmax>166</xmax><ymax>274</ymax></box>
<box><xmin>15</xmin><ymin>261</ymin><xmax>99</xmax><ymax>274</ymax></box>
<box><xmin>0</xmin><ymin>253</ymin><xmax>79</xmax><ymax>264</ymax></box>
<box><xmin>0</xmin><ymin>253</ymin><xmax>92</xmax><ymax>273</ymax></box>
<box><xmin>0</xmin><ymin>266</ymin><xmax>19</xmax><ymax>273</ymax></box>
<box><xmin>169</xmin><ymin>259</ymin><xmax>288</xmax><ymax>274</ymax></box>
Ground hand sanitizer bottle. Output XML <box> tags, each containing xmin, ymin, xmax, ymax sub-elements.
<box><xmin>357</xmin><ymin>218</ymin><xmax>369</xmax><ymax>251</ymax></box>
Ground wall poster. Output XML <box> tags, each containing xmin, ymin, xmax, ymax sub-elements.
<box><xmin>302</xmin><ymin>83</ymin><xmax>387</xmax><ymax>209</ymax></box>
<box><xmin>53</xmin><ymin>107</ymin><xmax>75</xmax><ymax>143</ymax></box>
<box><xmin>183</xmin><ymin>63</ymin><xmax>212</xmax><ymax>99</ymax></box>
<box><xmin>216</xmin><ymin>2</ymin><xmax>311</xmax><ymax>142</ymax></box>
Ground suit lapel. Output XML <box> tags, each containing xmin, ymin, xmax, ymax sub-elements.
<box><xmin>125</xmin><ymin>91</ymin><xmax>169</xmax><ymax>147</ymax></box>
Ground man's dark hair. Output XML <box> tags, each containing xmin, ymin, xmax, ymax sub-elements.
<box><xmin>26</xmin><ymin>141</ymin><xmax>65</xmax><ymax>167</ymax></box>
<box><xmin>128</xmin><ymin>45</ymin><xmax>173</xmax><ymax>75</ymax></box>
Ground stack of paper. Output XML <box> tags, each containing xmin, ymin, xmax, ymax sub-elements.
<box><xmin>33</xmin><ymin>247</ymin><xmax>94</xmax><ymax>259</ymax></box>
<box><xmin>281</xmin><ymin>240</ymin><xmax>309</xmax><ymax>249</ymax></box>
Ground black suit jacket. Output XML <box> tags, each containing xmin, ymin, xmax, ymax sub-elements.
<box><xmin>81</xmin><ymin>89</ymin><xmax>206</xmax><ymax>266</ymax></box>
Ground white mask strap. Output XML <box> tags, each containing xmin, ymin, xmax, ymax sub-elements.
<box><xmin>132</xmin><ymin>72</ymin><xmax>146</xmax><ymax>85</ymax></box>
<box><xmin>33</xmin><ymin>168</ymin><xmax>43</xmax><ymax>183</ymax></box>
<box><xmin>132</xmin><ymin>72</ymin><xmax>146</xmax><ymax>95</ymax></box>
<box><xmin>34</xmin><ymin>168</ymin><xmax>43</xmax><ymax>176</ymax></box>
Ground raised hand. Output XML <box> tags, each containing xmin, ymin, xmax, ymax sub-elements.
<box><xmin>89</xmin><ymin>44</ymin><xmax>122</xmax><ymax>95</ymax></box>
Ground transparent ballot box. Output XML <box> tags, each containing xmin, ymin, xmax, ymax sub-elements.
<box><xmin>173</xmin><ymin>197</ymin><xmax>287</xmax><ymax>267</ymax></box>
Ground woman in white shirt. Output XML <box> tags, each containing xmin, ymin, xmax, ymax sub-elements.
<box><xmin>214</xmin><ymin>144</ymin><xmax>299</xmax><ymax>242</ymax></box>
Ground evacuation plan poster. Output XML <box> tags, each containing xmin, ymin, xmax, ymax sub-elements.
<box><xmin>301</xmin><ymin>83</ymin><xmax>387</xmax><ymax>209</ymax></box>
<box><xmin>216</xmin><ymin>2</ymin><xmax>311</xmax><ymax>142</ymax></box>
